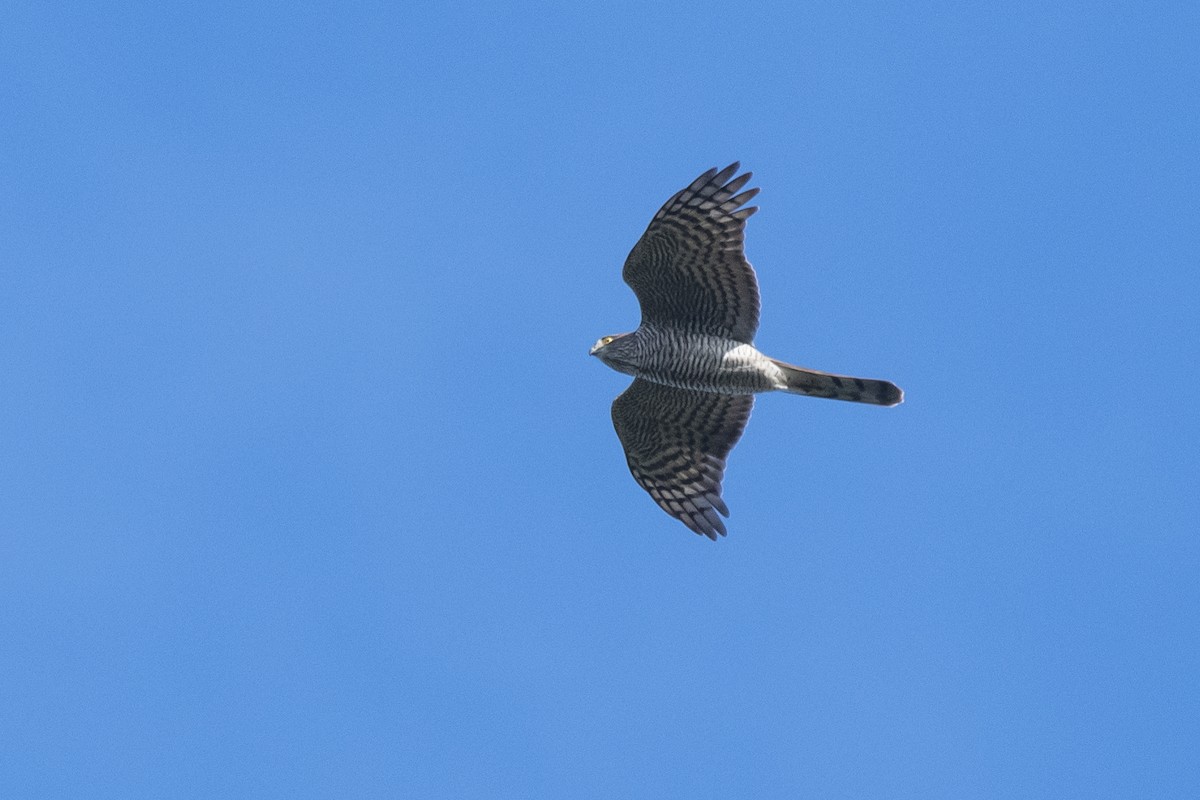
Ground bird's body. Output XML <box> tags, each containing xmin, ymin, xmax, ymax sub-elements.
<box><xmin>594</xmin><ymin>327</ymin><xmax>781</xmax><ymax>394</ymax></box>
<box><xmin>591</xmin><ymin>163</ymin><xmax>902</xmax><ymax>539</ymax></box>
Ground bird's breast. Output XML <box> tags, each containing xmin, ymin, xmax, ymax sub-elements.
<box><xmin>632</xmin><ymin>329</ymin><xmax>778</xmax><ymax>394</ymax></box>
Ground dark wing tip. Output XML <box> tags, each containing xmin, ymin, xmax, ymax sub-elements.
<box><xmin>682</xmin><ymin>511</ymin><xmax>726</xmax><ymax>540</ymax></box>
<box><xmin>712</xmin><ymin>162</ymin><xmax>740</xmax><ymax>185</ymax></box>
<box><xmin>676</xmin><ymin>494</ymin><xmax>731</xmax><ymax>539</ymax></box>
<box><xmin>644</xmin><ymin>481</ymin><xmax>732</xmax><ymax>540</ymax></box>
<box><xmin>689</xmin><ymin>166</ymin><xmax>721</xmax><ymax>190</ymax></box>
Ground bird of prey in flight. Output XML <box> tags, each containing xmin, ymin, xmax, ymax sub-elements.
<box><xmin>591</xmin><ymin>163</ymin><xmax>902</xmax><ymax>539</ymax></box>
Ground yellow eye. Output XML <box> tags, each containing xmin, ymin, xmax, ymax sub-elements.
<box><xmin>602</xmin><ymin>336</ymin><xmax>614</xmax><ymax>345</ymax></box>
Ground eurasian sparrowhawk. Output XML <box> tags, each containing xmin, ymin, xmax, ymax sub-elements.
<box><xmin>591</xmin><ymin>163</ymin><xmax>903</xmax><ymax>539</ymax></box>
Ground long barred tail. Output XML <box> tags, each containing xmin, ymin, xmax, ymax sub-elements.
<box><xmin>770</xmin><ymin>359</ymin><xmax>903</xmax><ymax>406</ymax></box>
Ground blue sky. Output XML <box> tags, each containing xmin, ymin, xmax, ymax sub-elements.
<box><xmin>2</xmin><ymin>2</ymin><xmax>1198</xmax><ymax>797</ymax></box>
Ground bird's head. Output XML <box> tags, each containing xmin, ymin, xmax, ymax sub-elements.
<box><xmin>589</xmin><ymin>332</ymin><xmax>638</xmax><ymax>375</ymax></box>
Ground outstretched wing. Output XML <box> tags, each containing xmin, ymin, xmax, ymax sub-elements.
<box><xmin>623</xmin><ymin>163</ymin><xmax>761</xmax><ymax>343</ymax></box>
<box><xmin>611</xmin><ymin>379</ymin><xmax>753</xmax><ymax>539</ymax></box>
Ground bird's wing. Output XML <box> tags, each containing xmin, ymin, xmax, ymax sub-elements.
<box><xmin>622</xmin><ymin>163</ymin><xmax>761</xmax><ymax>343</ymax></box>
<box><xmin>611</xmin><ymin>379</ymin><xmax>753</xmax><ymax>539</ymax></box>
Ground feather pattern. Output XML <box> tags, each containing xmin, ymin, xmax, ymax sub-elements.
<box><xmin>622</xmin><ymin>163</ymin><xmax>761</xmax><ymax>343</ymax></box>
<box><xmin>611</xmin><ymin>379</ymin><xmax>753</xmax><ymax>539</ymax></box>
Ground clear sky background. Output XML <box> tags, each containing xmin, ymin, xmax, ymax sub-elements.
<box><xmin>2</xmin><ymin>2</ymin><xmax>1198</xmax><ymax>798</ymax></box>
